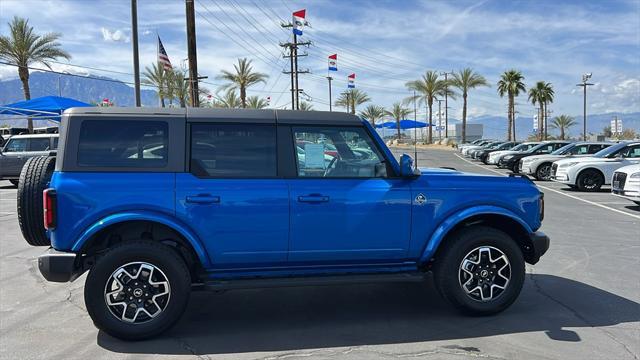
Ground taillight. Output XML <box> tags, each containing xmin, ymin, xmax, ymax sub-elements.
<box><xmin>43</xmin><ymin>188</ymin><xmax>57</xmax><ymax>230</ymax></box>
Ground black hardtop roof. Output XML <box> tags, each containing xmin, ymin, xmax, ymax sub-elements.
<box><xmin>63</xmin><ymin>107</ymin><xmax>362</xmax><ymax>125</ymax></box>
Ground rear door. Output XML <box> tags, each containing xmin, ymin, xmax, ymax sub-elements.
<box><xmin>0</xmin><ymin>137</ymin><xmax>29</xmax><ymax>177</ymax></box>
<box><xmin>287</xmin><ymin>125</ymin><xmax>412</xmax><ymax>263</ymax></box>
<box><xmin>175</xmin><ymin>122</ymin><xmax>289</xmax><ymax>268</ymax></box>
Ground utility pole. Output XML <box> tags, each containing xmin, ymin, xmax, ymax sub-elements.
<box><xmin>440</xmin><ymin>71</ymin><xmax>453</xmax><ymax>138</ymax></box>
<box><xmin>437</xmin><ymin>99</ymin><xmax>444</xmax><ymax>141</ymax></box>
<box><xmin>576</xmin><ymin>73</ymin><xmax>593</xmax><ymax>141</ymax></box>
<box><xmin>413</xmin><ymin>89</ymin><xmax>418</xmax><ymax>168</ymax></box>
<box><xmin>327</xmin><ymin>76</ymin><xmax>333</xmax><ymax>111</ymax></box>
<box><xmin>544</xmin><ymin>107</ymin><xmax>553</xmax><ymax>140</ymax></box>
<box><xmin>186</xmin><ymin>0</ymin><xmax>200</xmax><ymax>107</ymax></box>
<box><xmin>280</xmin><ymin>24</ymin><xmax>311</xmax><ymax>110</ymax></box>
<box><xmin>131</xmin><ymin>0</ymin><xmax>141</xmax><ymax>106</ymax></box>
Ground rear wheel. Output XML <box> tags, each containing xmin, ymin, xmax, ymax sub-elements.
<box><xmin>84</xmin><ymin>240</ymin><xmax>191</xmax><ymax>340</ymax></box>
<box><xmin>434</xmin><ymin>226</ymin><xmax>525</xmax><ymax>315</ymax></box>
<box><xmin>17</xmin><ymin>156</ymin><xmax>56</xmax><ymax>246</ymax></box>
<box><xmin>535</xmin><ymin>163</ymin><xmax>553</xmax><ymax>181</ymax></box>
<box><xmin>576</xmin><ymin>169</ymin><xmax>604</xmax><ymax>192</ymax></box>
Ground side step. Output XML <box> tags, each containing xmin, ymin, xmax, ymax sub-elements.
<box><xmin>196</xmin><ymin>272</ymin><xmax>428</xmax><ymax>291</ymax></box>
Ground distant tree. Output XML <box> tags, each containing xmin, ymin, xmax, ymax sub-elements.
<box><xmin>298</xmin><ymin>101</ymin><xmax>314</xmax><ymax>111</ymax></box>
<box><xmin>335</xmin><ymin>89</ymin><xmax>370</xmax><ymax>114</ymax></box>
<box><xmin>497</xmin><ymin>70</ymin><xmax>526</xmax><ymax>141</ymax></box>
<box><xmin>602</xmin><ymin>126</ymin><xmax>612</xmax><ymax>138</ymax></box>
<box><xmin>528</xmin><ymin>81</ymin><xmax>554</xmax><ymax>140</ymax></box>
<box><xmin>246</xmin><ymin>95</ymin><xmax>269</xmax><ymax>109</ymax></box>
<box><xmin>619</xmin><ymin>129</ymin><xmax>637</xmax><ymax>140</ymax></box>
<box><xmin>217</xmin><ymin>58</ymin><xmax>268</xmax><ymax>108</ymax></box>
<box><xmin>405</xmin><ymin>71</ymin><xmax>453</xmax><ymax>143</ymax></box>
<box><xmin>213</xmin><ymin>88</ymin><xmax>241</xmax><ymax>108</ymax></box>
<box><xmin>143</xmin><ymin>63</ymin><xmax>168</xmax><ymax>107</ymax></box>
<box><xmin>359</xmin><ymin>105</ymin><xmax>385</xmax><ymax>127</ymax></box>
<box><xmin>384</xmin><ymin>102</ymin><xmax>411</xmax><ymax>140</ymax></box>
<box><xmin>451</xmin><ymin>68</ymin><xmax>489</xmax><ymax>143</ymax></box>
<box><xmin>550</xmin><ymin>115</ymin><xmax>576</xmax><ymax>140</ymax></box>
<box><xmin>0</xmin><ymin>16</ymin><xmax>71</xmax><ymax>133</ymax></box>
<box><xmin>168</xmin><ymin>69</ymin><xmax>189</xmax><ymax>107</ymax></box>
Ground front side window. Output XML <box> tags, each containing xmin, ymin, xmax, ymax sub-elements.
<box><xmin>2</xmin><ymin>138</ymin><xmax>27</xmax><ymax>152</ymax></box>
<box><xmin>569</xmin><ymin>145</ymin><xmax>589</xmax><ymax>155</ymax></box>
<box><xmin>293</xmin><ymin>126</ymin><xmax>386</xmax><ymax>178</ymax></box>
<box><xmin>77</xmin><ymin>120</ymin><xmax>168</xmax><ymax>167</ymax></box>
<box><xmin>190</xmin><ymin>123</ymin><xmax>277</xmax><ymax>178</ymax></box>
<box><xmin>29</xmin><ymin>138</ymin><xmax>51</xmax><ymax>151</ymax></box>
<box><xmin>622</xmin><ymin>145</ymin><xmax>640</xmax><ymax>158</ymax></box>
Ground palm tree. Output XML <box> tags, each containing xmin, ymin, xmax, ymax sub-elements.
<box><xmin>0</xmin><ymin>16</ymin><xmax>70</xmax><ymax>132</ymax></box>
<box><xmin>528</xmin><ymin>81</ymin><xmax>554</xmax><ymax>140</ymax></box>
<box><xmin>298</xmin><ymin>101</ymin><xmax>314</xmax><ymax>111</ymax></box>
<box><xmin>213</xmin><ymin>88</ymin><xmax>242</xmax><ymax>108</ymax></box>
<box><xmin>335</xmin><ymin>89</ymin><xmax>370</xmax><ymax>114</ymax></box>
<box><xmin>217</xmin><ymin>58</ymin><xmax>268</xmax><ymax>108</ymax></box>
<box><xmin>405</xmin><ymin>71</ymin><xmax>453</xmax><ymax>143</ymax></box>
<box><xmin>384</xmin><ymin>102</ymin><xmax>411</xmax><ymax>140</ymax></box>
<box><xmin>246</xmin><ymin>95</ymin><xmax>269</xmax><ymax>109</ymax></box>
<box><xmin>170</xmin><ymin>69</ymin><xmax>189</xmax><ymax>108</ymax></box>
<box><xmin>143</xmin><ymin>63</ymin><xmax>168</xmax><ymax>107</ymax></box>
<box><xmin>359</xmin><ymin>105</ymin><xmax>385</xmax><ymax>127</ymax></box>
<box><xmin>497</xmin><ymin>70</ymin><xmax>526</xmax><ymax>141</ymax></box>
<box><xmin>550</xmin><ymin>115</ymin><xmax>576</xmax><ymax>140</ymax></box>
<box><xmin>451</xmin><ymin>68</ymin><xmax>489</xmax><ymax>143</ymax></box>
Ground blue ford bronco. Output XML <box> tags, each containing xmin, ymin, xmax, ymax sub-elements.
<box><xmin>18</xmin><ymin>107</ymin><xmax>549</xmax><ymax>340</ymax></box>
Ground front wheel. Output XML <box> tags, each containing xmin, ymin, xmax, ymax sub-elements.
<box><xmin>576</xmin><ymin>169</ymin><xmax>604</xmax><ymax>192</ymax></box>
<box><xmin>84</xmin><ymin>240</ymin><xmax>191</xmax><ymax>340</ymax></box>
<box><xmin>535</xmin><ymin>163</ymin><xmax>552</xmax><ymax>181</ymax></box>
<box><xmin>434</xmin><ymin>226</ymin><xmax>525</xmax><ymax>315</ymax></box>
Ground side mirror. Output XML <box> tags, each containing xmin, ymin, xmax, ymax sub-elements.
<box><xmin>400</xmin><ymin>154</ymin><xmax>419</xmax><ymax>177</ymax></box>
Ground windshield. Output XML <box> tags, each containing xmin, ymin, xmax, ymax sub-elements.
<box><xmin>552</xmin><ymin>143</ymin><xmax>575</xmax><ymax>155</ymax></box>
<box><xmin>592</xmin><ymin>142</ymin><xmax>633</xmax><ymax>158</ymax></box>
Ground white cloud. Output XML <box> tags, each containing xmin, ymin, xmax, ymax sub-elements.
<box><xmin>101</xmin><ymin>28</ymin><xmax>130</xmax><ymax>43</ymax></box>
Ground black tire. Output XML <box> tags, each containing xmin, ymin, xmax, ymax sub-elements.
<box><xmin>576</xmin><ymin>169</ymin><xmax>604</xmax><ymax>192</ymax></box>
<box><xmin>535</xmin><ymin>163</ymin><xmax>553</xmax><ymax>181</ymax></box>
<box><xmin>9</xmin><ymin>179</ymin><xmax>19</xmax><ymax>187</ymax></box>
<box><xmin>434</xmin><ymin>226</ymin><xmax>525</xmax><ymax>315</ymax></box>
<box><xmin>511</xmin><ymin>162</ymin><xmax>519</xmax><ymax>173</ymax></box>
<box><xmin>84</xmin><ymin>240</ymin><xmax>191</xmax><ymax>341</ymax></box>
<box><xmin>17</xmin><ymin>156</ymin><xmax>56</xmax><ymax>246</ymax></box>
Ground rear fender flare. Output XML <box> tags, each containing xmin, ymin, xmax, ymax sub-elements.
<box><xmin>419</xmin><ymin>205</ymin><xmax>533</xmax><ymax>264</ymax></box>
<box><xmin>71</xmin><ymin>210</ymin><xmax>211</xmax><ymax>268</ymax></box>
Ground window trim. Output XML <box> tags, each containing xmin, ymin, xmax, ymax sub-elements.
<box><xmin>288</xmin><ymin>124</ymin><xmax>396</xmax><ymax>180</ymax></box>
<box><xmin>187</xmin><ymin>122</ymin><xmax>280</xmax><ymax>179</ymax></box>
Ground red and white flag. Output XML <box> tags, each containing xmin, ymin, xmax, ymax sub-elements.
<box><xmin>347</xmin><ymin>73</ymin><xmax>355</xmax><ymax>88</ymax></box>
<box><xmin>157</xmin><ymin>36</ymin><xmax>172</xmax><ymax>71</ymax></box>
<box><xmin>292</xmin><ymin>9</ymin><xmax>306</xmax><ymax>35</ymax></box>
<box><xmin>328</xmin><ymin>54</ymin><xmax>337</xmax><ymax>71</ymax></box>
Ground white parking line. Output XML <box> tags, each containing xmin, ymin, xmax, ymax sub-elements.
<box><xmin>454</xmin><ymin>153</ymin><xmax>640</xmax><ymax>220</ymax></box>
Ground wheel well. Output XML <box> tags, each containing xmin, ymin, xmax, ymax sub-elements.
<box><xmin>431</xmin><ymin>214</ymin><xmax>537</xmax><ymax>265</ymax></box>
<box><xmin>79</xmin><ymin>220</ymin><xmax>203</xmax><ymax>282</ymax></box>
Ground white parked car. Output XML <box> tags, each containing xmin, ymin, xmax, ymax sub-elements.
<box><xmin>612</xmin><ymin>164</ymin><xmax>640</xmax><ymax>205</ymax></box>
<box><xmin>519</xmin><ymin>142</ymin><xmax>612</xmax><ymax>181</ymax></box>
<box><xmin>487</xmin><ymin>142</ymin><xmax>540</xmax><ymax>165</ymax></box>
<box><xmin>551</xmin><ymin>142</ymin><xmax>640</xmax><ymax>191</ymax></box>
<box><xmin>460</xmin><ymin>140</ymin><xmax>495</xmax><ymax>156</ymax></box>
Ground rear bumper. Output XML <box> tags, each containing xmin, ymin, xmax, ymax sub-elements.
<box><xmin>38</xmin><ymin>248</ymin><xmax>81</xmax><ymax>282</ymax></box>
<box><xmin>526</xmin><ymin>231</ymin><xmax>550</xmax><ymax>265</ymax></box>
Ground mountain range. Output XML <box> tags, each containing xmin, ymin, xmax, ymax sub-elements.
<box><xmin>1</xmin><ymin>71</ymin><xmax>638</xmax><ymax>138</ymax></box>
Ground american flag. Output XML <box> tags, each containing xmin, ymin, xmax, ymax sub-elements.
<box><xmin>157</xmin><ymin>36</ymin><xmax>172</xmax><ymax>70</ymax></box>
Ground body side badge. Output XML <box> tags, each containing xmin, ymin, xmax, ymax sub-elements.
<box><xmin>415</xmin><ymin>193</ymin><xmax>427</xmax><ymax>205</ymax></box>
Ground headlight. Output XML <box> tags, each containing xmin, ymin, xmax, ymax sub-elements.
<box><xmin>503</xmin><ymin>155</ymin><xmax>514</xmax><ymax>160</ymax></box>
<box><xmin>559</xmin><ymin>162</ymin><xmax>579</xmax><ymax>168</ymax></box>
<box><xmin>631</xmin><ymin>172</ymin><xmax>640</xmax><ymax>178</ymax></box>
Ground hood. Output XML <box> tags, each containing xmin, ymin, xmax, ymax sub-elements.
<box><xmin>522</xmin><ymin>154</ymin><xmax>564</xmax><ymax>163</ymax></box>
<box><xmin>615</xmin><ymin>164</ymin><xmax>640</xmax><ymax>174</ymax></box>
<box><xmin>553</xmin><ymin>156</ymin><xmax>617</xmax><ymax>166</ymax></box>
<box><xmin>417</xmin><ymin>167</ymin><xmax>536</xmax><ymax>190</ymax></box>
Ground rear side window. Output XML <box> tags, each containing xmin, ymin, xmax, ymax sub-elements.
<box><xmin>29</xmin><ymin>138</ymin><xmax>51</xmax><ymax>151</ymax></box>
<box><xmin>3</xmin><ymin>138</ymin><xmax>27</xmax><ymax>152</ymax></box>
<box><xmin>190</xmin><ymin>123</ymin><xmax>277</xmax><ymax>178</ymax></box>
<box><xmin>77</xmin><ymin>120</ymin><xmax>168</xmax><ymax>167</ymax></box>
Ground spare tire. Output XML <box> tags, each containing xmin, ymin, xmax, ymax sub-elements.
<box><xmin>17</xmin><ymin>156</ymin><xmax>56</xmax><ymax>246</ymax></box>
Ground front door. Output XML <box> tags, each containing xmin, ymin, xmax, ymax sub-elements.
<box><xmin>0</xmin><ymin>137</ymin><xmax>29</xmax><ymax>177</ymax></box>
<box><xmin>288</xmin><ymin>126</ymin><xmax>412</xmax><ymax>264</ymax></box>
<box><xmin>176</xmin><ymin>123</ymin><xmax>289</xmax><ymax>268</ymax></box>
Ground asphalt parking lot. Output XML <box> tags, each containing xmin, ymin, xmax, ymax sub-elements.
<box><xmin>1</xmin><ymin>148</ymin><xmax>639</xmax><ymax>360</ymax></box>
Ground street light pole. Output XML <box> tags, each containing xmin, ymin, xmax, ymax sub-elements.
<box><xmin>131</xmin><ymin>0</ymin><xmax>141</xmax><ymax>107</ymax></box>
<box><xmin>576</xmin><ymin>73</ymin><xmax>593</xmax><ymax>141</ymax></box>
<box><xmin>413</xmin><ymin>89</ymin><xmax>418</xmax><ymax>168</ymax></box>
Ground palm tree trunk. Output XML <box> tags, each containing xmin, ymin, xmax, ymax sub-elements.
<box><xmin>507</xmin><ymin>95</ymin><xmax>513</xmax><ymax>141</ymax></box>
<box><xmin>428</xmin><ymin>100</ymin><xmax>433</xmax><ymax>144</ymax></box>
<box><xmin>560</xmin><ymin>126</ymin><xmax>565</xmax><ymax>140</ymax></box>
<box><xmin>462</xmin><ymin>93</ymin><xmax>468</xmax><ymax>143</ymax></box>
<box><xmin>240</xmin><ymin>86</ymin><xmax>247</xmax><ymax>108</ymax></box>
<box><xmin>351</xmin><ymin>97</ymin><xmax>356</xmax><ymax>115</ymax></box>
<box><xmin>19</xmin><ymin>66</ymin><xmax>33</xmax><ymax>133</ymax></box>
<box><xmin>544</xmin><ymin>103</ymin><xmax>548</xmax><ymax>140</ymax></box>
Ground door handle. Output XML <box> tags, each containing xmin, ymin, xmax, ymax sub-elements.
<box><xmin>186</xmin><ymin>194</ymin><xmax>220</xmax><ymax>204</ymax></box>
<box><xmin>298</xmin><ymin>195</ymin><xmax>330</xmax><ymax>203</ymax></box>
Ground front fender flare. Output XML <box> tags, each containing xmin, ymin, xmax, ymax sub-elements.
<box><xmin>419</xmin><ymin>205</ymin><xmax>533</xmax><ymax>264</ymax></box>
<box><xmin>71</xmin><ymin>210</ymin><xmax>211</xmax><ymax>268</ymax></box>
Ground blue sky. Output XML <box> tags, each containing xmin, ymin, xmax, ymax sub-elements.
<box><xmin>1</xmin><ymin>0</ymin><xmax>639</xmax><ymax>119</ymax></box>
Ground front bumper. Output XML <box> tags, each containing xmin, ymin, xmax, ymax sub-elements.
<box><xmin>525</xmin><ymin>231</ymin><xmax>550</xmax><ymax>265</ymax></box>
<box><xmin>38</xmin><ymin>248</ymin><xmax>82</xmax><ymax>282</ymax></box>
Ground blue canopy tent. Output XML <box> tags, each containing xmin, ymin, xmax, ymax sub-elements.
<box><xmin>0</xmin><ymin>96</ymin><xmax>92</xmax><ymax>121</ymax></box>
<box><xmin>376</xmin><ymin>120</ymin><xmax>430</xmax><ymax>129</ymax></box>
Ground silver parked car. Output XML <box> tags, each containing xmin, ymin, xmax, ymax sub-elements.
<box><xmin>0</xmin><ymin>134</ymin><xmax>58</xmax><ymax>186</ymax></box>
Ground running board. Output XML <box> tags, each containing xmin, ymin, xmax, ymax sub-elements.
<box><xmin>196</xmin><ymin>272</ymin><xmax>428</xmax><ymax>291</ymax></box>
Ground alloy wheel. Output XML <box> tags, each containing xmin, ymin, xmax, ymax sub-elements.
<box><xmin>458</xmin><ymin>246</ymin><xmax>511</xmax><ymax>302</ymax></box>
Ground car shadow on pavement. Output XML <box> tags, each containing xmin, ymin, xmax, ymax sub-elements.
<box><xmin>97</xmin><ymin>274</ymin><xmax>640</xmax><ymax>355</ymax></box>
<box><xmin>624</xmin><ymin>204</ymin><xmax>640</xmax><ymax>212</ymax></box>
